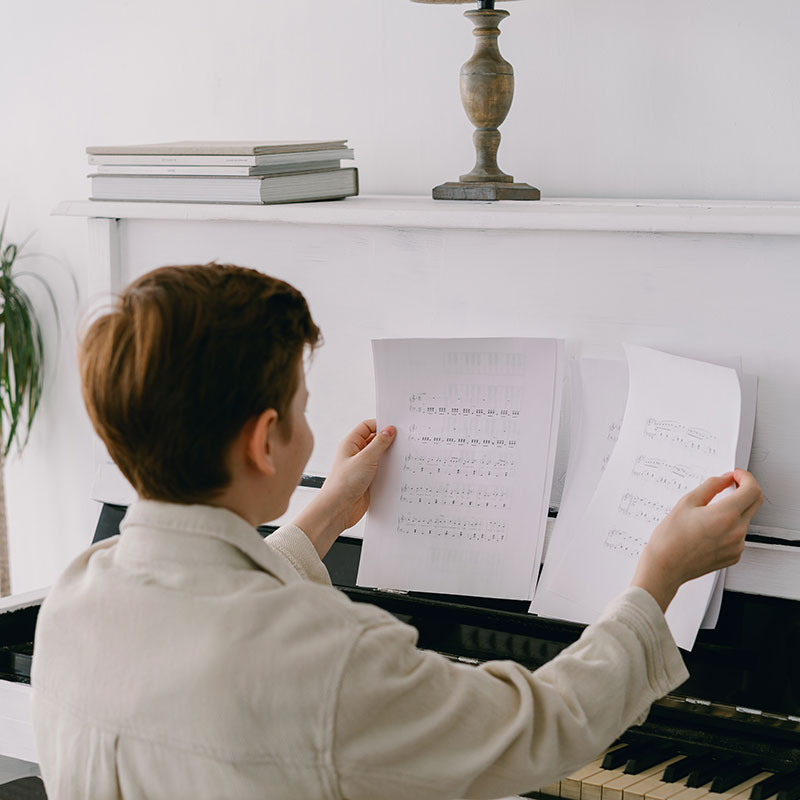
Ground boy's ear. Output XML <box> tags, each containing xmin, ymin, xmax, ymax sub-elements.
<box><xmin>245</xmin><ymin>408</ymin><xmax>279</xmax><ymax>477</ymax></box>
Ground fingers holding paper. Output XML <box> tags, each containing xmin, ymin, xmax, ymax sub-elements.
<box><xmin>631</xmin><ymin>469</ymin><xmax>763</xmax><ymax>612</ymax></box>
<box><xmin>294</xmin><ymin>419</ymin><xmax>397</xmax><ymax>558</ymax></box>
<box><xmin>325</xmin><ymin>419</ymin><xmax>398</xmax><ymax>528</ymax></box>
<box><xmin>731</xmin><ymin>468</ymin><xmax>766</xmax><ymax>518</ymax></box>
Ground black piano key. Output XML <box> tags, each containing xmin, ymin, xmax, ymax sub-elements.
<box><xmin>663</xmin><ymin>754</ymin><xmax>709</xmax><ymax>783</ymax></box>
<box><xmin>752</xmin><ymin>770</ymin><xmax>800</xmax><ymax>800</ymax></box>
<box><xmin>602</xmin><ymin>744</ymin><xmax>647</xmax><ymax>770</ymax></box>
<box><xmin>624</xmin><ymin>745</ymin><xmax>680</xmax><ymax>774</ymax></box>
<box><xmin>710</xmin><ymin>763</ymin><xmax>762</xmax><ymax>793</ymax></box>
<box><xmin>687</xmin><ymin>757</ymin><xmax>737</xmax><ymax>789</ymax></box>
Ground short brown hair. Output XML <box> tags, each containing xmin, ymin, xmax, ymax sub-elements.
<box><xmin>80</xmin><ymin>263</ymin><xmax>321</xmax><ymax>503</ymax></box>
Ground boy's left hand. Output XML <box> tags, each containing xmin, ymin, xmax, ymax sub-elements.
<box><xmin>293</xmin><ymin>420</ymin><xmax>396</xmax><ymax>558</ymax></box>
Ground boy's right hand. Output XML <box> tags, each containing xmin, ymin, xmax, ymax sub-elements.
<box><xmin>630</xmin><ymin>469</ymin><xmax>764</xmax><ymax>612</ymax></box>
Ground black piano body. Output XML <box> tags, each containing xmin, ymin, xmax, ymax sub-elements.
<box><xmin>2</xmin><ymin>503</ymin><xmax>798</xmax><ymax>797</ymax></box>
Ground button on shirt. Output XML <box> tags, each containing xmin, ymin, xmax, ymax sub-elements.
<box><xmin>32</xmin><ymin>500</ymin><xmax>688</xmax><ymax>800</ymax></box>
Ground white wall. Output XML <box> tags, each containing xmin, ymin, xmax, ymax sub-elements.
<box><xmin>2</xmin><ymin>0</ymin><xmax>799</xmax><ymax>592</ymax></box>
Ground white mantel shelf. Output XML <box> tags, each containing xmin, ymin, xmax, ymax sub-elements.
<box><xmin>53</xmin><ymin>195</ymin><xmax>800</xmax><ymax>236</ymax></box>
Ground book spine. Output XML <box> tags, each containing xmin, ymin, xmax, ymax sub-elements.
<box><xmin>88</xmin><ymin>154</ymin><xmax>258</xmax><ymax>166</ymax></box>
<box><xmin>88</xmin><ymin>149</ymin><xmax>354</xmax><ymax>167</ymax></box>
<box><xmin>94</xmin><ymin>164</ymin><xmax>255</xmax><ymax>175</ymax></box>
<box><xmin>92</xmin><ymin>161</ymin><xmax>343</xmax><ymax>177</ymax></box>
<box><xmin>90</xmin><ymin>168</ymin><xmax>359</xmax><ymax>205</ymax></box>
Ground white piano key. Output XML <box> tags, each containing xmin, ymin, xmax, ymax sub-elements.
<box><xmin>644</xmin><ymin>775</ymin><xmax>692</xmax><ymax>800</ymax></box>
<box><xmin>603</xmin><ymin>757</ymin><xmax>684</xmax><ymax>800</ymax></box>
<box><xmin>662</xmin><ymin>787</ymin><xmax>714</xmax><ymax>800</ymax></box>
<box><xmin>582</xmin><ymin>763</ymin><xmax>630</xmax><ymax>800</ymax></box>
<box><xmin>562</xmin><ymin>754</ymin><xmax>612</xmax><ymax>800</ymax></box>
<box><xmin>621</xmin><ymin>758</ymin><xmax>688</xmax><ymax>800</ymax></box>
<box><xmin>667</xmin><ymin>774</ymin><xmax>772</xmax><ymax>800</ymax></box>
<box><xmin>559</xmin><ymin>744</ymin><xmax>628</xmax><ymax>800</ymax></box>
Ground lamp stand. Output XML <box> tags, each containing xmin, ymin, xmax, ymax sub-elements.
<box><xmin>433</xmin><ymin>7</ymin><xmax>540</xmax><ymax>201</ymax></box>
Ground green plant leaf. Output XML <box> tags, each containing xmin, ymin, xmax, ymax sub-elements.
<box><xmin>0</xmin><ymin>207</ymin><xmax>8</xmax><ymax>255</ymax></box>
<box><xmin>3</xmin><ymin>293</ymin><xmax>29</xmax><ymax>450</ymax></box>
<box><xmin>0</xmin><ymin>213</ymin><xmax>52</xmax><ymax>456</ymax></box>
<box><xmin>14</xmin><ymin>271</ymin><xmax>61</xmax><ymax>338</ymax></box>
<box><xmin>0</xmin><ymin>276</ymin><xmax>44</xmax><ymax>455</ymax></box>
<box><xmin>16</xmin><ymin>249</ymin><xmax>79</xmax><ymax>306</ymax></box>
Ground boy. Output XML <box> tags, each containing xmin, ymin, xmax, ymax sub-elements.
<box><xmin>32</xmin><ymin>262</ymin><xmax>763</xmax><ymax>799</ymax></box>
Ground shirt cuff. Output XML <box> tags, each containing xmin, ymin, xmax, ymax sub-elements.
<box><xmin>599</xmin><ymin>586</ymin><xmax>689</xmax><ymax>705</ymax></box>
<box><xmin>266</xmin><ymin>524</ymin><xmax>333</xmax><ymax>586</ymax></box>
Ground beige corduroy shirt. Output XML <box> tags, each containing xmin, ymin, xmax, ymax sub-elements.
<box><xmin>31</xmin><ymin>500</ymin><xmax>688</xmax><ymax>800</ymax></box>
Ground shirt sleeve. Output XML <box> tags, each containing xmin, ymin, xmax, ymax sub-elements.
<box><xmin>333</xmin><ymin>586</ymin><xmax>688</xmax><ymax>800</ymax></box>
<box><xmin>265</xmin><ymin>524</ymin><xmax>332</xmax><ymax>586</ymax></box>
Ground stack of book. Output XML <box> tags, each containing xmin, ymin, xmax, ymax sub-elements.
<box><xmin>86</xmin><ymin>140</ymin><xmax>358</xmax><ymax>205</ymax></box>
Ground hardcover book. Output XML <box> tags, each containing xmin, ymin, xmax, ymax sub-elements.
<box><xmin>91</xmin><ymin>158</ymin><xmax>348</xmax><ymax>176</ymax></box>
<box><xmin>86</xmin><ymin>140</ymin><xmax>348</xmax><ymax>155</ymax></box>
<box><xmin>90</xmin><ymin>168</ymin><xmax>359</xmax><ymax>205</ymax></box>
<box><xmin>87</xmin><ymin>147</ymin><xmax>354</xmax><ymax>168</ymax></box>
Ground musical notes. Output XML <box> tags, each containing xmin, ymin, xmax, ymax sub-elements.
<box><xmin>602</xmin><ymin>528</ymin><xmax>647</xmax><ymax>559</ymax></box>
<box><xmin>542</xmin><ymin>346</ymin><xmax>741</xmax><ymax>651</ymax></box>
<box><xmin>400</xmin><ymin>482</ymin><xmax>510</xmax><ymax>510</ymax></box>
<box><xmin>444</xmin><ymin>351</ymin><xmax>525</xmax><ymax>377</ymax></box>
<box><xmin>644</xmin><ymin>417</ymin><xmax>718</xmax><ymax>455</ymax></box>
<box><xmin>396</xmin><ymin>513</ymin><xmax>508</xmax><ymax>544</ymax></box>
<box><xmin>631</xmin><ymin>456</ymin><xmax>707</xmax><ymax>493</ymax></box>
<box><xmin>617</xmin><ymin>492</ymin><xmax>672</xmax><ymax>525</ymax></box>
<box><xmin>399</xmin><ymin>375</ymin><xmax>522</xmax><ymax>540</ymax></box>
<box><xmin>408</xmin><ymin>385</ymin><xmax>523</xmax><ymax>418</ymax></box>
<box><xmin>400</xmin><ymin>378</ymin><xmax>521</xmax><ymax>541</ymax></box>
<box><xmin>403</xmin><ymin>453</ymin><xmax>515</xmax><ymax>480</ymax></box>
<box><xmin>406</xmin><ymin>388</ymin><xmax>521</xmax><ymax>452</ymax></box>
<box><xmin>407</xmin><ymin>426</ymin><xmax>518</xmax><ymax>450</ymax></box>
<box><xmin>359</xmin><ymin>337</ymin><xmax>563</xmax><ymax>599</ymax></box>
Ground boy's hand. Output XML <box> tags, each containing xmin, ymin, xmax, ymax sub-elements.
<box><xmin>294</xmin><ymin>420</ymin><xmax>396</xmax><ymax>558</ymax></box>
<box><xmin>631</xmin><ymin>468</ymin><xmax>763</xmax><ymax>612</ymax></box>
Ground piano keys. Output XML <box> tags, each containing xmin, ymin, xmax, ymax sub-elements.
<box><xmin>560</xmin><ymin>753</ymin><xmax>615</xmax><ymax>800</ymax></box>
<box><xmin>579</xmin><ymin>753</ymin><xmax>685</xmax><ymax>800</ymax></box>
<box><xmin>535</xmin><ymin>744</ymin><xmax>798</xmax><ymax>800</ymax></box>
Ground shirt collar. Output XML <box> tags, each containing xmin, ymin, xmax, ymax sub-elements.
<box><xmin>115</xmin><ymin>499</ymin><xmax>301</xmax><ymax>586</ymax></box>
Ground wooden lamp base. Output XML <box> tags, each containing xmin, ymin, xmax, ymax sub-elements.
<box><xmin>433</xmin><ymin>181</ymin><xmax>540</xmax><ymax>200</ymax></box>
<box><xmin>431</xmin><ymin>5</ymin><xmax>539</xmax><ymax>201</ymax></box>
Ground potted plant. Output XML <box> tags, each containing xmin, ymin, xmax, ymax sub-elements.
<box><xmin>0</xmin><ymin>211</ymin><xmax>61</xmax><ymax>596</ymax></box>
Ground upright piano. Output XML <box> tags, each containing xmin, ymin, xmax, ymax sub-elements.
<box><xmin>1</xmin><ymin>502</ymin><xmax>798</xmax><ymax>799</ymax></box>
<box><xmin>26</xmin><ymin>194</ymin><xmax>798</xmax><ymax>797</ymax></box>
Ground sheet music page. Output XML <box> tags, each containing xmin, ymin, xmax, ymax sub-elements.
<box><xmin>700</xmin><ymin>372</ymin><xmax>759</xmax><ymax>628</ymax></box>
<box><xmin>357</xmin><ymin>338</ymin><xmax>564</xmax><ymax>599</ymax></box>
<box><xmin>545</xmin><ymin>346</ymin><xmax>741</xmax><ymax>650</ymax></box>
<box><xmin>532</xmin><ymin>360</ymin><xmax>757</xmax><ymax>631</ymax></box>
<box><xmin>736</xmin><ymin>374</ymin><xmax>758</xmax><ymax>472</ymax></box>
<box><xmin>530</xmin><ymin>358</ymin><xmax>628</xmax><ymax>622</ymax></box>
